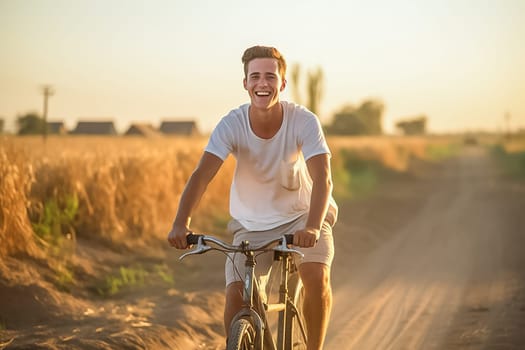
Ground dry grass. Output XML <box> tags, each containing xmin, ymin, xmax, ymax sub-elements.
<box><xmin>328</xmin><ymin>135</ymin><xmax>460</xmax><ymax>170</ymax></box>
<box><xmin>0</xmin><ymin>136</ymin><xmax>233</xmax><ymax>259</ymax></box>
<box><xmin>0</xmin><ymin>134</ymin><xmax>459</xmax><ymax>260</ymax></box>
<box><xmin>0</xmin><ymin>141</ymin><xmax>41</xmax><ymax>258</ymax></box>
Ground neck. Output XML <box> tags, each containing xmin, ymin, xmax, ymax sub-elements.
<box><xmin>249</xmin><ymin>102</ymin><xmax>283</xmax><ymax>139</ymax></box>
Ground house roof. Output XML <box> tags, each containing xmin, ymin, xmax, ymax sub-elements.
<box><xmin>72</xmin><ymin>120</ymin><xmax>117</xmax><ymax>135</ymax></box>
<box><xmin>159</xmin><ymin>120</ymin><xmax>199</xmax><ymax>135</ymax></box>
<box><xmin>47</xmin><ymin>121</ymin><xmax>67</xmax><ymax>134</ymax></box>
<box><xmin>124</xmin><ymin>123</ymin><xmax>160</xmax><ymax>137</ymax></box>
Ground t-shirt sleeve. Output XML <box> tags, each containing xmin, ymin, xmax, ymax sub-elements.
<box><xmin>300</xmin><ymin>114</ymin><xmax>331</xmax><ymax>161</ymax></box>
<box><xmin>205</xmin><ymin>117</ymin><xmax>234</xmax><ymax>161</ymax></box>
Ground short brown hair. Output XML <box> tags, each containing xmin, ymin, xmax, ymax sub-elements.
<box><xmin>242</xmin><ymin>45</ymin><xmax>287</xmax><ymax>79</ymax></box>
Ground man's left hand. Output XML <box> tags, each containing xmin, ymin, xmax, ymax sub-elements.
<box><xmin>293</xmin><ymin>227</ymin><xmax>320</xmax><ymax>248</ymax></box>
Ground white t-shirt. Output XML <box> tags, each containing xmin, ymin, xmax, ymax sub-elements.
<box><xmin>205</xmin><ymin>101</ymin><xmax>338</xmax><ymax>231</ymax></box>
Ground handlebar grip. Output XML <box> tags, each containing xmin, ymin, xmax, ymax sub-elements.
<box><xmin>186</xmin><ymin>233</ymin><xmax>202</xmax><ymax>245</ymax></box>
<box><xmin>283</xmin><ymin>234</ymin><xmax>318</xmax><ymax>245</ymax></box>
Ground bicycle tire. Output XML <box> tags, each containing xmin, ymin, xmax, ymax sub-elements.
<box><xmin>287</xmin><ymin>274</ymin><xmax>307</xmax><ymax>349</ymax></box>
<box><xmin>228</xmin><ymin>317</ymin><xmax>257</xmax><ymax>350</ymax></box>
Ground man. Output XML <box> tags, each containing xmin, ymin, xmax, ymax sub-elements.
<box><xmin>167</xmin><ymin>45</ymin><xmax>337</xmax><ymax>350</ymax></box>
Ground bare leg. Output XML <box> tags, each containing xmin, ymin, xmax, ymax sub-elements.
<box><xmin>224</xmin><ymin>281</ymin><xmax>244</xmax><ymax>337</ymax></box>
<box><xmin>299</xmin><ymin>262</ymin><xmax>332</xmax><ymax>350</ymax></box>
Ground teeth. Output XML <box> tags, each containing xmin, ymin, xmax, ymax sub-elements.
<box><xmin>255</xmin><ymin>92</ymin><xmax>270</xmax><ymax>96</ymax></box>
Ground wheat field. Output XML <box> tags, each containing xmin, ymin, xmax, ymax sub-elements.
<box><xmin>0</xmin><ymin>134</ymin><xmax>462</xmax><ymax>260</ymax></box>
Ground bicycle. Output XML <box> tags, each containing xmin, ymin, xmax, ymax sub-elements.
<box><xmin>180</xmin><ymin>233</ymin><xmax>308</xmax><ymax>350</ymax></box>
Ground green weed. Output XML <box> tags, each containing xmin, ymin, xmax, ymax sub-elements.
<box><xmin>55</xmin><ymin>264</ymin><xmax>75</xmax><ymax>292</ymax></box>
<box><xmin>425</xmin><ymin>143</ymin><xmax>459</xmax><ymax>161</ymax></box>
<box><xmin>336</xmin><ymin>149</ymin><xmax>394</xmax><ymax>199</ymax></box>
<box><xmin>490</xmin><ymin>145</ymin><xmax>525</xmax><ymax>179</ymax></box>
<box><xmin>331</xmin><ymin>165</ymin><xmax>352</xmax><ymax>200</ymax></box>
<box><xmin>95</xmin><ymin>263</ymin><xmax>174</xmax><ymax>297</ymax></box>
<box><xmin>97</xmin><ymin>265</ymin><xmax>148</xmax><ymax>296</ymax></box>
<box><xmin>154</xmin><ymin>264</ymin><xmax>174</xmax><ymax>285</ymax></box>
<box><xmin>32</xmin><ymin>194</ymin><xmax>78</xmax><ymax>246</ymax></box>
<box><xmin>30</xmin><ymin>194</ymin><xmax>79</xmax><ymax>291</ymax></box>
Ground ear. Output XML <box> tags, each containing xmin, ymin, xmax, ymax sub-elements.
<box><xmin>243</xmin><ymin>77</ymin><xmax>247</xmax><ymax>90</ymax></box>
<box><xmin>280</xmin><ymin>78</ymin><xmax>287</xmax><ymax>92</ymax></box>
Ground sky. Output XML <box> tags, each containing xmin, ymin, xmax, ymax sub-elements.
<box><xmin>1</xmin><ymin>0</ymin><xmax>524</xmax><ymax>134</ymax></box>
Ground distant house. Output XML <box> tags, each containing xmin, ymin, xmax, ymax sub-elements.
<box><xmin>159</xmin><ymin>120</ymin><xmax>200</xmax><ymax>136</ymax></box>
<box><xmin>71</xmin><ymin>120</ymin><xmax>117</xmax><ymax>135</ymax></box>
<box><xmin>47</xmin><ymin>121</ymin><xmax>67</xmax><ymax>135</ymax></box>
<box><xmin>124</xmin><ymin>123</ymin><xmax>160</xmax><ymax>137</ymax></box>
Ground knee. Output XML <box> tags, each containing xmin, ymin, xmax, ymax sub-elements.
<box><xmin>299</xmin><ymin>263</ymin><xmax>331</xmax><ymax>294</ymax></box>
<box><xmin>225</xmin><ymin>281</ymin><xmax>243</xmax><ymax>308</ymax></box>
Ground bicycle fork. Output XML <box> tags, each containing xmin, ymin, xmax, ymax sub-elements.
<box><xmin>240</xmin><ymin>249</ymin><xmax>267</xmax><ymax>349</ymax></box>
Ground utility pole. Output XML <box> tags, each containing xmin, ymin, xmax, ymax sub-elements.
<box><xmin>504</xmin><ymin>111</ymin><xmax>511</xmax><ymax>140</ymax></box>
<box><xmin>41</xmin><ymin>85</ymin><xmax>54</xmax><ymax>142</ymax></box>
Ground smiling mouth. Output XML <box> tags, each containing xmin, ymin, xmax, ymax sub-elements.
<box><xmin>255</xmin><ymin>91</ymin><xmax>271</xmax><ymax>96</ymax></box>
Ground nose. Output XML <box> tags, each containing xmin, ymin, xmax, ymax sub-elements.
<box><xmin>259</xmin><ymin>78</ymin><xmax>269</xmax><ymax>87</ymax></box>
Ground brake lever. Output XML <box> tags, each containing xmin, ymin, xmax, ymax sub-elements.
<box><xmin>179</xmin><ymin>236</ymin><xmax>212</xmax><ymax>260</ymax></box>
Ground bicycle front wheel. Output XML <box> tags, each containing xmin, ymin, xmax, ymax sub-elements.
<box><xmin>228</xmin><ymin>317</ymin><xmax>257</xmax><ymax>350</ymax></box>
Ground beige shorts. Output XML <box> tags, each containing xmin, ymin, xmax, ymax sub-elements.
<box><xmin>224</xmin><ymin>214</ymin><xmax>335</xmax><ymax>287</ymax></box>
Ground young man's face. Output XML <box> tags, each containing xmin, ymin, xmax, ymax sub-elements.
<box><xmin>243</xmin><ymin>58</ymin><xmax>286</xmax><ymax>111</ymax></box>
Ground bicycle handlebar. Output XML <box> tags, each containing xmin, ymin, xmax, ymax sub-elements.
<box><xmin>187</xmin><ymin>233</ymin><xmax>294</xmax><ymax>246</ymax></box>
<box><xmin>180</xmin><ymin>233</ymin><xmax>300</xmax><ymax>261</ymax></box>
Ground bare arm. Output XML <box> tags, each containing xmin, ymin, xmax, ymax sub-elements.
<box><xmin>167</xmin><ymin>151</ymin><xmax>224</xmax><ymax>249</ymax></box>
<box><xmin>293</xmin><ymin>153</ymin><xmax>333</xmax><ymax>247</ymax></box>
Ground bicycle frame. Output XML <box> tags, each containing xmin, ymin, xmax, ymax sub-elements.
<box><xmin>180</xmin><ymin>234</ymin><xmax>307</xmax><ymax>350</ymax></box>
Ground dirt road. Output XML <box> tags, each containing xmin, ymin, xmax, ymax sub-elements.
<box><xmin>326</xmin><ymin>147</ymin><xmax>525</xmax><ymax>349</ymax></box>
<box><xmin>2</xmin><ymin>146</ymin><xmax>525</xmax><ymax>349</ymax></box>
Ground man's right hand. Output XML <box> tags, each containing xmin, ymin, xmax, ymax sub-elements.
<box><xmin>167</xmin><ymin>225</ymin><xmax>191</xmax><ymax>249</ymax></box>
